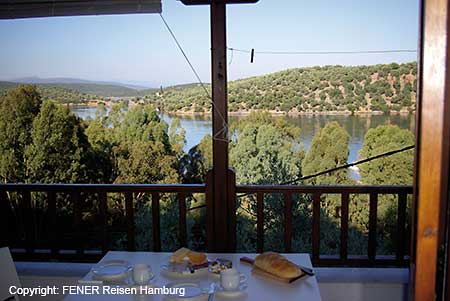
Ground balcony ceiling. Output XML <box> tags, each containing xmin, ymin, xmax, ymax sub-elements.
<box><xmin>0</xmin><ymin>0</ymin><xmax>162</xmax><ymax>19</ymax></box>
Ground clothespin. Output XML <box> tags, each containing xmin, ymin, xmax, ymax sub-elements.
<box><xmin>251</xmin><ymin>48</ymin><xmax>255</xmax><ymax>63</ymax></box>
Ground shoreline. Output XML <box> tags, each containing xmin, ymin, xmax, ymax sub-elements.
<box><xmin>67</xmin><ymin>103</ymin><xmax>414</xmax><ymax>117</ymax></box>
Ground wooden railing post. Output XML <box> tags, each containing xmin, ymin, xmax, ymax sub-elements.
<box><xmin>228</xmin><ymin>169</ymin><xmax>237</xmax><ymax>251</ymax></box>
<box><xmin>178</xmin><ymin>192</ymin><xmax>187</xmax><ymax>247</ymax></box>
<box><xmin>71</xmin><ymin>191</ymin><xmax>83</xmax><ymax>256</ymax></box>
<box><xmin>99</xmin><ymin>192</ymin><xmax>108</xmax><ymax>255</ymax></box>
<box><xmin>396</xmin><ymin>192</ymin><xmax>407</xmax><ymax>264</ymax></box>
<box><xmin>368</xmin><ymin>193</ymin><xmax>378</xmax><ymax>263</ymax></box>
<box><xmin>340</xmin><ymin>192</ymin><xmax>349</xmax><ymax>261</ymax></box>
<box><xmin>125</xmin><ymin>192</ymin><xmax>135</xmax><ymax>251</ymax></box>
<box><xmin>284</xmin><ymin>192</ymin><xmax>293</xmax><ymax>253</ymax></box>
<box><xmin>20</xmin><ymin>190</ymin><xmax>33</xmax><ymax>255</ymax></box>
<box><xmin>205</xmin><ymin>170</ymin><xmax>214</xmax><ymax>252</ymax></box>
<box><xmin>256</xmin><ymin>192</ymin><xmax>264</xmax><ymax>253</ymax></box>
<box><xmin>312</xmin><ymin>193</ymin><xmax>321</xmax><ymax>262</ymax></box>
<box><xmin>47</xmin><ymin>191</ymin><xmax>58</xmax><ymax>257</ymax></box>
<box><xmin>151</xmin><ymin>192</ymin><xmax>161</xmax><ymax>252</ymax></box>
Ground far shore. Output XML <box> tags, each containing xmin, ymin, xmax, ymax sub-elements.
<box><xmin>67</xmin><ymin>102</ymin><xmax>414</xmax><ymax>117</ymax></box>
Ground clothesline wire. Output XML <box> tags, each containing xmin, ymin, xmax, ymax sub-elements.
<box><xmin>228</xmin><ymin>47</ymin><xmax>418</xmax><ymax>55</ymax></box>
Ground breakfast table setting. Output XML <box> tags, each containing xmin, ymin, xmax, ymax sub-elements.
<box><xmin>64</xmin><ymin>248</ymin><xmax>322</xmax><ymax>301</ymax></box>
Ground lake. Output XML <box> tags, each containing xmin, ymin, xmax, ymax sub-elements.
<box><xmin>70</xmin><ymin>106</ymin><xmax>415</xmax><ymax>180</ymax></box>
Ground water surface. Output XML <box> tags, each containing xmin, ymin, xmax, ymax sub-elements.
<box><xmin>70</xmin><ymin>106</ymin><xmax>415</xmax><ymax>180</ymax></box>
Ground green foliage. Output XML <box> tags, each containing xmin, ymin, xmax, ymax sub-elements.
<box><xmin>25</xmin><ymin>101</ymin><xmax>95</xmax><ymax>183</ymax></box>
<box><xmin>302</xmin><ymin>122</ymin><xmax>350</xmax><ymax>185</ymax></box>
<box><xmin>0</xmin><ymin>85</ymin><xmax>42</xmax><ymax>182</ymax></box>
<box><xmin>358</xmin><ymin>125</ymin><xmax>415</xmax><ymax>254</ymax></box>
<box><xmin>359</xmin><ymin>125</ymin><xmax>414</xmax><ymax>185</ymax></box>
<box><xmin>0</xmin><ymin>81</ymin><xmax>156</xmax><ymax>99</ymax></box>
<box><xmin>230</xmin><ymin>112</ymin><xmax>303</xmax><ymax>184</ymax></box>
<box><xmin>145</xmin><ymin>62</ymin><xmax>417</xmax><ymax>114</ymax></box>
<box><xmin>302</xmin><ymin>122</ymin><xmax>351</xmax><ymax>254</ymax></box>
<box><xmin>227</xmin><ymin>112</ymin><xmax>305</xmax><ymax>251</ymax></box>
<box><xmin>1</xmin><ymin>86</ymin><xmax>415</xmax><ymax>255</ymax></box>
<box><xmin>169</xmin><ymin>118</ymin><xmax>186</xmax><ymax>158</ymax></box>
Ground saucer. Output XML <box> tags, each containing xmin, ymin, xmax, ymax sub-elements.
<box><xmin>92</xmin><ymin>262</ymin><xmax>131</xmax><ymax>282</ymax></box>
<box><xmin>165</xmin><ymin>282</ymin><xmax>206</xmax><ymax>299</ymax></box>
<box><xmin>214</xmin><ymin>282</ymin><xmax>248</xmax><ymax>298</ymax></box>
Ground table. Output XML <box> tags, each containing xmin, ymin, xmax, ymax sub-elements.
<box><xmin>64</xmin><ymin>251</ymin><xmax>321</xmax><ymax>301</ymax></box>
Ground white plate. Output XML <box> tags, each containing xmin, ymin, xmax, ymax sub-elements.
<box><xmin>92</xmin><ymin>261</ymin><xmax>131</xmax><ymax>282</ymax></box>
<box><xmin>214</xmin><ymin>282</ymin><xmax>248</xmax><ymax>298</ymax></box>
<box><xmin>165</xmin><ymin>282</ymin><xmax>207</xmax><ymax>300</ymax></box>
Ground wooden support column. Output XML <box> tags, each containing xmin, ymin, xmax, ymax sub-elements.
<box><xmin>182</xmin><ymin>0</ymin><xmax>258</xmax><ymax>252</ymax></box>
<box><xmin>413</xmin><ymin>0</ymin><xmax>450</xmax><ymax>300</ymax></box>
<box><xmin>210</xmin><ymin>0</ymin><xmax>229</xmax><ymax>252</ymax></box>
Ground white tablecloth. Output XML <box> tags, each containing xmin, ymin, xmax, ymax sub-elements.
<box><xmin>64</xmin><ymin>251</ymin><xmax>321</xmax><ymax>301</ymax></box>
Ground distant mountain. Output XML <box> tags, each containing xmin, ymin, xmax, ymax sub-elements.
<box><xmin>0</xmin><ymin>81</ymin><xmax>91</xmax><ymax>104</ymax></box>
<box><xmin>11</xmin><ymin>77</ymin><xmax>153</xmax><ymax>91</ymax></box>
<box><xmin>2</xmin><ymin>77</ymin><xmax>157</xmax><ymax>97</ymax></box>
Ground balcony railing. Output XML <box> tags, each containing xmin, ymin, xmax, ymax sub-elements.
<box><xmin>0</xmin><ymin>183</ymin><xmax>206</xmax><ymax>262</ymax></box>
<box><xmin>0</xmin><ymin>182</ymin><xmax>412</xmax><ymax>267</ymax></box>
<box><xmin>236</xmin><ymin>184</ymin><xmax>413</xmax><ymax>267</ymax></box>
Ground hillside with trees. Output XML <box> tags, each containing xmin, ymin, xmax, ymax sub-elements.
<box><xmin>0</xmin><ymin>81</ymin><xmax>156</xmax><ymax>102</ymax></box>
<box><xmin>146</xmin><ymin>62</ymin><xmax>417</xmax><ymax>114</ymax></box>
<box><xmin>0</xmin><ymin>81</ymin><xmax>93</xmax><ymax>104</ymax></box>
<box><xmin>1</xmin><ymin>85</ymin><xmax>415</xmax><ymax>254</ymax></box>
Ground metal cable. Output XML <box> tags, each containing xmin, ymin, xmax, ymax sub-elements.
<box><xmin>159</xmin><ymin>14</ymin><xmax>229</xmax><ymax>142</ymax></box>
<box><xmin>228</xmin><ymin>47</ymin><xmax>418</xmax><ymax>55</ymax></box>
<box><xmin>236</xmin><ymin>144</ymin><xmax>415</xmax><ymax>198</ymax></box>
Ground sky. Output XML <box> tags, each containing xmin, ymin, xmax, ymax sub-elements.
<box><xmin>0</xmin><ymin>0</ymin><xmax>420</xmax><ymax>87</ymax></box>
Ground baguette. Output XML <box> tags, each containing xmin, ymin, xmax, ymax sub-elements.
<box><xmin>254</xmin><ymin>252</ymin><xmax>302</xmax><ymax>279</ymax></box>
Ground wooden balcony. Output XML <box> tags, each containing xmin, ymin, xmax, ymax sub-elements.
<box><xmin>0</xmin><ymin>182</ymin><xmax>412</xmax><ymax>268</ymax></box>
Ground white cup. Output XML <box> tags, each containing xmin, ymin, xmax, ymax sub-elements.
<box><xmin>220</xmin><ymin>268</ymin><xmax>247</xmax><ymax>291</ymax></box>
<box><xmin>132</xmin><ymin>264</ymin><xmax>153</xmax><ymax>285</ymax></box>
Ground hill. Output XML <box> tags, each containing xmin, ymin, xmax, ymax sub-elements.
<box><xmin>0</xmin><ymin>80</ymin><xmax>160</xmax><ymax>102</ymax></box>
<box><xmin>144</xmin><ymin>62</ymin><xmax>417</xmax><ymax>114</ymax></box>
<box><xmin>12</xmin><ymin>77</ymin><xmax>152</xmax><ymax>90</ymax></box>
<box><xmin>0</xmin><ymin>81</ymin><xmax>92</xmax><ymax>104</ymax></box>
<box><xmin>43</xmin><ymin>83</ymin><xmax>142</xmax><ymax>97</ymax></box>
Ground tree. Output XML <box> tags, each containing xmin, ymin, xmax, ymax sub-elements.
<box><xmin>230</xmin><ymin>112</ymin><xmax>303</xmax><ymax>185</ymax></box>
<box><xmin>302</xmin><ymin>122</ymin><xmax>350</xmax><ymax>185</ymax></box>
<box><xmin>25</xmin><ymin>101</ymin><xmax>95</xmax><ymax>183</ymax></box>
<box><xmin>359</xmin><ymin>125</ymin><xmax>414</xmax><ymax>185</ymax></box>
<box><xmin>359</xmin><ymin>125</ymin><xmax>415</xmax><ymax>254</ymax></box>
<box><xmin>0</xmin><ymin>85</ymin><xmax>42</xmax><ymax>182</ymax></box>
<box><xmin>169</xmin><ymin>118</ymin><xmax>186</xmax><ymax>158</ymax></box>
<box><xmin>229</xmin><ymin>112</ymin><xmax>304</xmax><ymax>251</ymax></box>
<box><xmin>301</xmin><ymin>122</ymin><xmax>351</xmax><ymax>254</ymax></box>
<box><xmin>115</xmin><ymin>140</ymin><xmax>179</xmax><ymax>184</ymax></box>
<box><xmin>179</xmin><ymin>135</ymin><xmax>212</xmax><ymax>184</ymax></box>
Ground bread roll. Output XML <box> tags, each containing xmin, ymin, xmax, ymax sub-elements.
<box><xmin>254</xmin><ymin>252</ymin><xmax>302</xmax><ymax>279</ymax></box>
